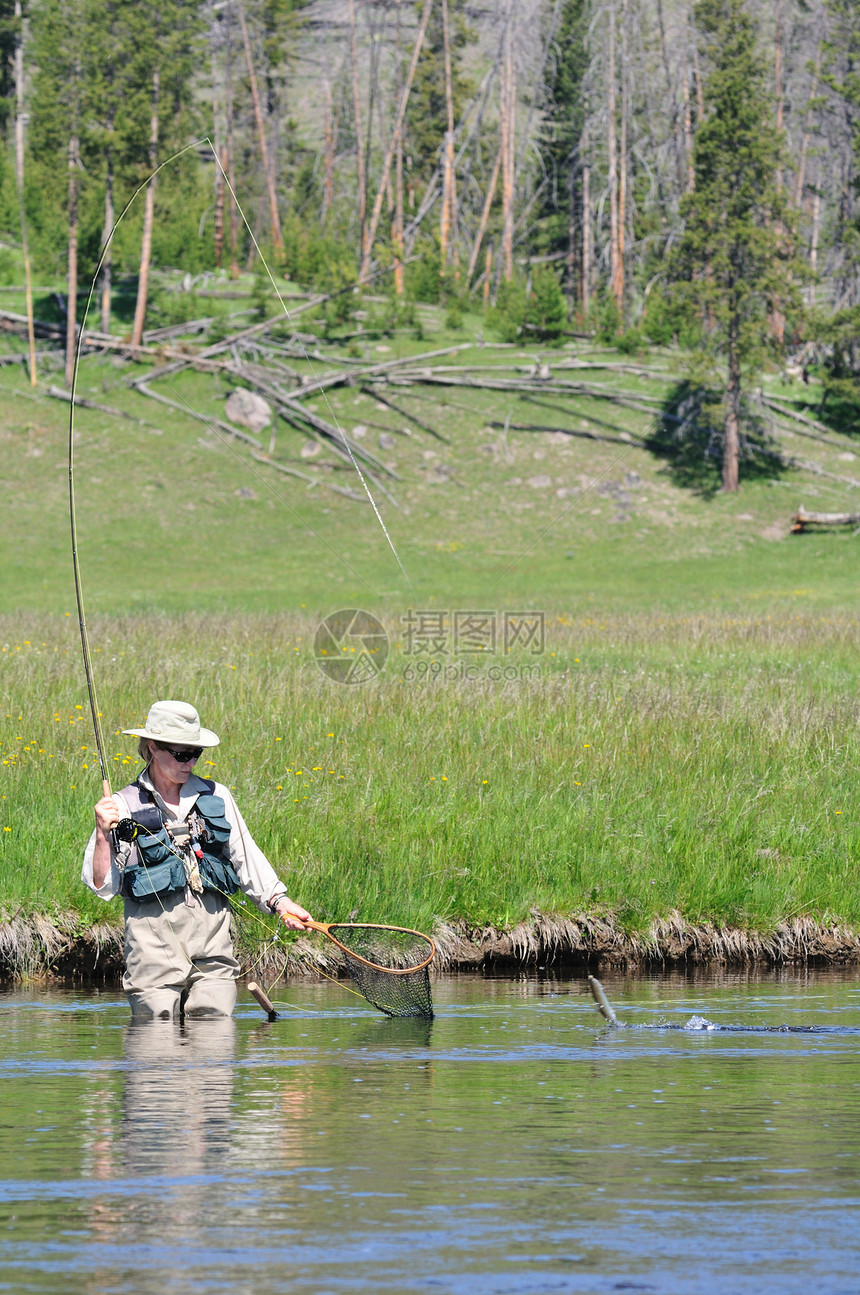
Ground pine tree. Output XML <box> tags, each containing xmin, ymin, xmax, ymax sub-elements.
<box><xmin>670</xmin><ymin>0</ymin><xmax>797</xmax><ymax>493</ymax></box>
<box><xmin>404</xmin><ymin>0</ymin><xmax>472</xmax><ymax>192</ymax></box>
<box><xmin>534</xmin><ymin>0</ymin><xmax>589</xmax><ymax>306</ymax></box>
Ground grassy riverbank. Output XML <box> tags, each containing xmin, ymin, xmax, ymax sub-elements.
<box><xmin>3</xmin><ymin>297</ymin><xmax>860</xmax><ymax>975</ymax></box>
<box><xmin>2</xmin><ymin>611</ymin><xmax>859</xmax><ymax>975</ymax></box>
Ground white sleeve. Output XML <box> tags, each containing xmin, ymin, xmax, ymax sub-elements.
<box><xmin>81</xmin><ymin>793</ymin><xmax>130</xmax><ymax>900</ymax></box>
<box><xmin>219</xmin><ymin>785</ymin><xmax>288</xmax><ymax>913</ymax></box>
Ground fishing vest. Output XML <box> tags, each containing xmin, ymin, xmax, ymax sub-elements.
<box><xmin>117</xmin><ymin>777</ymin><xmax>242</xmax><ymax>903</ymax></box>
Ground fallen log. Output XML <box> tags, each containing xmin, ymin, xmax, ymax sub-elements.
<box><xmin>522</xmin><ymin>394</ymin><xmax>652</xmax><ymax>439</ymax></box>
<box><xmin>274</xmin><ymin>397</ymin><xmax>399</xmax><ymax>503</ymax></box>
<box><xmin>249</xmin><ymin>450</ymin><xmax>370</xmax><ymax>503</ymax></box>
<box><xmin>762</xmin><ymin>395</ymin><xmax>846</xmax><ymax>445</ymax></box>
<box><xmin>387</xmin><ymin>370</ymin><xmax>665</xmax><ymax>413</ymax></box>
<box><xmin>359</xmin><ymin>384</ymin><xmax>449</xmax><ymax>443</ymax></box>
<box><xmin>489</xmin><ymin>419</ymin><xmax>642</xmax><ymax>447</ymax></box>
<box><xmin>792</xmin><ymin>507</ymin><xmax>860</xmax><ymax>533</ymax></box>
<box><xmin>283</xmin><ymin>341</ymin><xmax>476</xmax><ymax>400</ymax></box>
<box><xmin>45</xmin><ymin>383</ymin><xmax>163</xmax><ymax>431</ymax></box>
<box><xmin>132</xmin><ymin>384</ymin><xmax>263</xmax><ymax>448</ymax></box>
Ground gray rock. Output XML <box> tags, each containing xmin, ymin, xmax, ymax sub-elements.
<box><xmin>225</xmin><ymin>388</ymin><xmax>272</xmax><ymax>433</ymax></box>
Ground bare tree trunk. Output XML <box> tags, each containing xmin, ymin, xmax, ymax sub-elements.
<box><xmin>358</xmin><ymin>0</ymin><xmax>433</xmax><ymax>284</ymax></box>
<box><xmin>100</xmin><ymin>143</ymin><xmax>114</xmax><ymax>335</ymax></box>
<box><xmin>655</xmin><ymin>0</ymin><xmax>684</xmax><ymax>191</ymax></box>
<box><xmin>770</xmin><ymin>0</ymin><xmax>785</xmax><ymax>344</ymax></box>
<box><xmin>236</xmin><ymin>0</ymin><xmax>283</xmax><ymax>255</ymax></box>
<box><xmin>393</xmin><ymin>5</ymin><xmax>405</xmax><ymax>296</ymax></box>
<box><xmin>692</xmin><ymin>37</ymin><xmax>704</xmax><ymax>119</ymax></box>
<box><xmin>808</xmin><ymin>169</ymin><xmax>820</xmax><ymax>308</ymax></box>
<box><xmin>65</xmin><ymin>40</ymin><xmax>81</xmax><ymax>389</ymax></box>
<box><xmin>500</xmin><ymin>0</ymin><xmax>517</xmax><ymax>282</ymax></box>
<box><xmin>349</xmin><ymin>0</ymin><xmax>366</xmax><ymax>251</ymax></box>
<box><xmin>224</xmin><ymin>8</ymin><xmax>240</xmax><ymax>277</ymax></box>
<box><xmin>774</xmin><ymin>0</ymin><xmax>783</xmax><ymax>195</ymax></box>
<box><xmin>483</xmin><ymin>245</ymin><xmax>492</xmax><ymax>308</ymax></box>
<box><xmin>619</xmin><ymin>0</ymin><xmax>629</xmax><ymax>320</ymax></box>
<box><xmin>209</xmin><ymin>0</ymin><xmax>224</xmax><ymax>267</ymax></box>
<box><xmin>608</xmin><ymin>0</ymin><xmax>622</xmax><ymax>318</ymax></box>
<box><xmin>65</xmin><ymin>132</ymin><xmax>79</xmax><ymax>386</ymax></box>
<box><xmin>130</xmin><ymin>66</ymin><xmax>160</xmax><ymax>350</ymax></box>
<box><xmin>682</xmin><ymin>69</ymin><xmax>694</xmax><ymax>191</ymax></box>
<box><xmin>722</xmin><ymin>324</ymin><xmax>741</xmax><ymax>493</ymax></box>
<box><xmin>13</xmin><ymin>0</ymin><xmax>36</xmax><ymax>386</ymax></box>
<box><xmin>793</xmin><ymin>44</ymin><xmax>821</xmax><ymax>208</ymax></box>
<box><xmin>323</xmin><ymin>80</ymin><xmax>336</xmax><ymax>220</ymax></box>
<box><xmin>581</xmin><ymin>106</ymin><xmax>591</xmax><ymax>316</ymax></box>
<box><xmin>467</xmin><ymin>145</ymin><xmax>501</xmax><ymax>284</ymax></box>
<box><xmin>440</xmin><ymin>0</ymin><xmax>458</xmax><ymax>273</ymax></box>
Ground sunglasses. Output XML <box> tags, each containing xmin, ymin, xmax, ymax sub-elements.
<box><xmin>155</xmin><ymin>742</ymin><xmax>203</xmax><ymax>764</ymax></box>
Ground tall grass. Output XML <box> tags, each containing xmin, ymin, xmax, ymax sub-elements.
<box><xmin>2</xmin><ymin>611</ymin><xmax>859</xmax><ymax>949</ymax></box>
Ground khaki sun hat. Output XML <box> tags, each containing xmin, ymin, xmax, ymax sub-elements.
<box><xmin>123</xmin><ymin>700</ymin><xmax>220</xmax><ymax>748</ymax></box>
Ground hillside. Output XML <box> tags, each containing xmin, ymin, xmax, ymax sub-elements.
<box><xmin>1</xmin><ymin>273</ymin><xmax>859</xmax><ymax>618</ymax></box>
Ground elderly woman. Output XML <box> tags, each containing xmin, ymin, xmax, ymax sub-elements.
<box><xmin>83</xmin><ymin>699</ymin><xmax>311</xmax><ymax>1020</ymax></box>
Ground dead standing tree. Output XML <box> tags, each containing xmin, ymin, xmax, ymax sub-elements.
<box><xmin>439</xmin><ymin>0</ymin><xmax>458</xmax><ymax>274</ymax></box>
<box><xmin>13</xmin><ymin>0</ymin><xmax>36</xmax><ymax>386</ymax></box>
<box><xmin>129</xmin><ymin>64</ymin><xmax>159</xmax><ymax>350</ymax></box>
<box><xmin>500</xmin><ymin>0</ymin><xmax>518</xmax><ymax>281</ymax></box>
<box><xmin>235</xmin><ymin>0</ymin><xmax>283</xmax><ymax>258</ymax></box>
<box><xmin>65</xmin><ymin>21</ymin><xmax>81</xmax><ymax>387</ymax></box>
<box><xmin>358</xmin><ymin>0</ymin><xmax>434</xmax><ymax>284</ymax></box>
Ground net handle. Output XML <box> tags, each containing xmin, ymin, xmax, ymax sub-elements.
<box><xmin>304</xmin><ymin>920</ymin><xmax>436</xmax><ymax>975</ymax></box>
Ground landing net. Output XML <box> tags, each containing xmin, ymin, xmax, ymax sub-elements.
<box><xmin>325</xmin><ymin>924</ymin><xmax>434</xmax><ymax>1019</ymax></box>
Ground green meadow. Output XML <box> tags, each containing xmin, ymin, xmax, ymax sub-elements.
<box><xmin>1</xmin><ymin>289</ymin><xmax>859</xmax><ymax>961</ymax></box>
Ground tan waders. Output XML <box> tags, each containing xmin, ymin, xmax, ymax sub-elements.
<box><xmin>123</xmin><ymin>889</ymin><xmax>240</xmax><ymax>1020</ymax></box>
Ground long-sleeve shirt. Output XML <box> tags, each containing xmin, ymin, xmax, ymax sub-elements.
<box><xmin>81</xmin><ymin>769</ymin><xmax>288</xmax><ymax>912</ymax></box>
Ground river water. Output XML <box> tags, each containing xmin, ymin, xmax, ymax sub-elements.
<box><xmin>0</xmin><ymin>969</ymin><xmax>858</xmax><ymax>1294</ymax></box>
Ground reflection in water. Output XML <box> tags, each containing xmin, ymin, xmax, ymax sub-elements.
<box><xmin>2</xmin><ymin>972</ymin><xmax>860</xmax><ymax>1295</ymax></box>
<box><xmin>121</xmin><ymin>1018</ymin><xmax>236</xmax><ymax>1179</ymax></box>
<box><xmin>87</xmin><ymin>1019</ymin><xmax>237</xmax><ymax>1295</ymax></box>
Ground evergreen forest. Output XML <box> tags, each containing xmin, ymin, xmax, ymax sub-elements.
<box><xmin>0</xmin><ymin>0</ymin><xmax>858</xmax><ymax>490</ymax></box>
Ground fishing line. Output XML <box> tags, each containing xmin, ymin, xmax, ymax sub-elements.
<box><xmin>70</xmin><ymin>139</ymin><xmax>216</xmax><ymax>791</ymax></box>
<box><xmin>69</xmin><ymin>137</ymin><xmax>413</xmax><ymax>785</ymax></box>
<box><xmin>209</xmin><ymin>144</ymin><xmax>412</xmax><ymax>588</ymax></box>
<box><xmin>159</xmin><ymin>374</ymin><xmax>378</xmax><ymax>594</ymax></box>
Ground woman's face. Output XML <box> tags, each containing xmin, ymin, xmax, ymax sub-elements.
<box><xmin>147</xmin><ymin>741</ymin><xmax>201</xmax><ymax>787</ymax></box>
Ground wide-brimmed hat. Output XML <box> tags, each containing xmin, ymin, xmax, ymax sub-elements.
<box><xmin>123</xmin><ymin>700</ymin><xmax>220</xmax><ymax>748</ymax></box>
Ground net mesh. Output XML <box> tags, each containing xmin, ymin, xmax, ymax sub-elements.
<box><xmin>325</xmin><ymin>925</ymin><xmax>434</xmax><ymax>1019</ymax></box>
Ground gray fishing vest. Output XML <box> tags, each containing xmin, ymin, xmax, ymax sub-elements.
<box><xmin>117</xmin><ymin>777</ymin><xmax>242</xmax><ymax>903</ymax></box>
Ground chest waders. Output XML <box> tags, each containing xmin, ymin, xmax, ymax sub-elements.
<box><xmin>117</xmin><ymin>778</ymin><xmax>242</xmax><ymax>903</ymax></box>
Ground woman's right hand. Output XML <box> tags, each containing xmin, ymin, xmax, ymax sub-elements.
<box><xmin>94</xmin><ymin>797</ymin><xmax>120</xmax><ymax>836</ymax></box>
